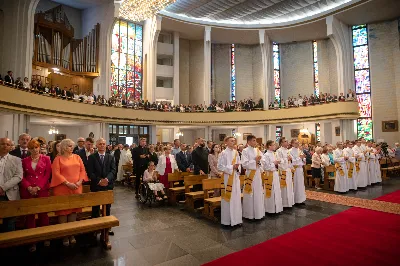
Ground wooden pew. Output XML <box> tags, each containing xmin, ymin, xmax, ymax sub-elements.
<box><xmin>0</xmin><ymin>191</ymin><xmax>119</xmax><ymax>249</ymax></box>
<box><xmin>380</xmin><ymin>158</ymin><xmax>399</xmax><ymax>180</ymax></box>
<box><xmin>202</xmin><ymin>175</ymin><xmax>245</xmax><ymax>221</ymax></box>
<box><xmin>167</xmin><ymin>171</ymin><xmax>190</xmax><ymax>205</ymax></box>
<box><xmin>184</xmin><ymin>175</ymin><xmax>209</xmax><ymax>211</ymax></box>
<box><xmin>304</xmin><ymin>164</ymin><xmax>313</xmax><ymax>187</ymax></box>
<box><xmin>323</xmin><ymin>165</ymin><xmax>336</xmax><ymax>191</ymax></box>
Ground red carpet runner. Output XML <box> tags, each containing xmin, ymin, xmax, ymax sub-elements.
<box><xmin>203</xmin><ymin>190</ymin><xmax>400</xmax><ymax>266</ymax></box>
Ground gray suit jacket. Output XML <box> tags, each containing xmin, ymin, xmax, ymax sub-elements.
<box><xmin>0</xmin><ymin>154</ymin><xmax>23</xmax><ymax>200</ymax></box>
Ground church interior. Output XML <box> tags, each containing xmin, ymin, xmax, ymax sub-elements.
<box><xmin>0</xmin><ymin>0</ymin><xmax>399</xmax><ymax>265</ymax></box>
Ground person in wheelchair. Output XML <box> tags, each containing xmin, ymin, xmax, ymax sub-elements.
<box><xmin>143</xmin><ymin>161</ymin><xmax>167</xmax><ymax>201</ymax></box>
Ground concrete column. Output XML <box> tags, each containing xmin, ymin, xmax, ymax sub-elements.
<box><xmin>340</xmin><ymin>119</ymin><xmax>357</xmax><ymax>142</ymax></box>
<box><xmin>144</xmin><ymin>16</ymin><xmax>162</xmax><ymax>102</ymax></box>
<box><xmin>173</xmin><ymin>31</ymin><xmax>180</xmax><ymax>105</ymax></box>
<box><xmin>204</xmin><ymin>26</ymin><xmax>212</xmax><ymax>106</ymax></box>
<box><xmin>326</xmin><ymin>16</ymin><xmax>354</xmax><ymax>95</ymax></box>
<box><xmin>0</xmin><ymin>0</ymin><xmax>39</xmax><ymax>78</ymax></box>
<box><xmin>149</xmin><ymin>125</ymin><xmax>157</xmax><ymax>145</ymax></box>
<box><xmin>259</xmin><ymin>30</ymin><xmax>273</xmax><ymax>109</ymax></box>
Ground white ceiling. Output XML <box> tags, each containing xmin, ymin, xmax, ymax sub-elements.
<box><xmin>50</xmin><ymin>0</ymin><xmax>111</xmax><ymax>10</ymax></box>
<box><xmin>29</xmin><ymin>116</ymin><xmax>92</xmax><ymax>126</ymax></box>
<box><xmin>162</xmin><ymin>0</ymin><xmax>359</xmax><ymax>27</ymax></box>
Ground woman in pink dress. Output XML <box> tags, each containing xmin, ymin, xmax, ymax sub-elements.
<box><xmin>156</xmin><ymin>146</ymin><xmax>178</xmax><ymax>189</ymax></box>
<box><xmin>20</xmin><ymin>139</ymin><xmax>52</xmax><ymax>252</ymax></box>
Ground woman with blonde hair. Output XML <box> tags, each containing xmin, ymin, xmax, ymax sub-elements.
<box><xmin>50</xmin><ymin>139</ymin><xmax>88</xmax><ymax>246</ymax></box>
<box><xmin>156</xmin><ymin>146</ymin><xmax>178</xmax><ymax>189</ymax></box>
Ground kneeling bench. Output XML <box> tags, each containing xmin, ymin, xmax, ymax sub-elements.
<box><xmin>0</xmin><ymin>191</ymin><xmax>119</xmax><ymax>249</ymax></box>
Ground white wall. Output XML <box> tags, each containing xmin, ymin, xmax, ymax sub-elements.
<box><xmin>36</xmin><ymin>0</ymin><xmax>83</xmax><ymax>38</ymax></box>
<box><xmin>179</xmin><ymin>38</ymin><xmax>190</xmax><ymax>104</ymax></box>
<box><xmin>280</xmin><ymin>41</ymin><xmax>314</xmax><ymax>99</ymax></box>
<box><xmin>318</xmin><ymin>39</ymin><xmax>338</xmax><ymax>95</ymax></box>
<box><xmin>252</xmin><ymin>45</ymin><xmax>263</xmax><ymax>101</ymax></box>
<box><xmin>236</xmin><ymin>126</ymin><xmax>265</xmax><ymax>145</ymax></box>
<box><xmin>189</xmin><ymin>40</ymin><xmax>205</xmax><ymax>104</ymax></box>
<box><xmin>369</xmin><ymin>20</ymin><xmax>400</xmax><ymax>144</ymax></box>
<box><xmin>212</xmin><ymin>44</ymin><xmax>231</xmax><ymax>102</ymax></box>
<box><xmin>212</xmin><ymin>129</ymin><xmax>232</xmax><ymax>144</ymax></box>
<box><xmin>236</xmin><ymin>45</ymin><xmax>254</xmax><ymax>100</ymax></box>
<box><xmin>157</xmin><ymin>42</ymin><xmax>173</xmax><ymax>55</ymax></box>
<box><xmin>0</xmin><ymin>114</ymin><xmax>14</xmax><ymax>139</ymax></box>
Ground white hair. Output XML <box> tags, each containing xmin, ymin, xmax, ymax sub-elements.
<box><xmin>59</xmin><ymin>139</ymin><xmax>75</xmax><ymax>155</ymax></box>
<box><xmin>96</xmin><ymin>138</ymin><xmax>106</xmax><ymax>145</ymax></box>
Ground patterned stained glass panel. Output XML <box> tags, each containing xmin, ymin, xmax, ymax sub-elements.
<box><xmin>357</xmin><ymin>94</ymin><xmax>372</xmax><ymax>118</ymax></box>
<box><xmin>313</xmin><ymin>41</ymin><xmax>318</xmax><ymax>63</ymax></box>
<box><xmin>274</xmin><ymin>70</ymin><xmax>280</xmax><ymax>88</ymax></box>
<box><xmin>353</xmin><ymin>46</ymin><xmax>369</xmax><ymax>70</ymax></box>
<box><xmin>352</xmin><ymin>27</ymin><xmax>368</xmax><ymax>46</ymax></box>
<box><xmin>273</xmin><ymin>44</ymin><xmax>279</xmax><ymax>52</ymax></box>
<box><xmin>111</xmin><ymin>19</ymin><xmax>143</xmax><ymax>99</ymax></box>
<box><xmin>273</xmin><ymin>52</ymin><xmax>280</xmax><ymax>70</ymax></box>
<box><xmin>357</xmin><ymin>118</ymin><xmax>373</xmax><ymax>140</ymax></box>
<box><xmin>276</xmin><ymin>126</ymin><xmax>282</xmax><ymax>142</ymax></box>
<box><xmin>274</xmin><ymin>89</ymin><xmax>281</xmax><ymax>103</ymax></box>
<box><xmin>231</xmin><ymin>44</ymin><xmax>236</xmax><ymax>101</ymax></box>
<box><xmin>314</xmin><ymin>82</ymin><xmax>319</xmax><ymax>97</ymax></box>
<box><xmin>316</xmin><ymin>123</ymin><xmax>321</xmax><ymax>142</ymax></box>
<box><xmin>355</xmin><ymin>69</ymin><xmax>371</xmax><ymax>93</ymax></box>
<box><xmin>314</xmin><ymin>63</ymin><xmax>319</xmax><ymax>83</ymax></box>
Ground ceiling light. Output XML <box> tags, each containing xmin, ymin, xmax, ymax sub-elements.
<box><xmin>176</xmin><ymin>130</ymin><xmax>183</xmax><ymax>137</ymax></box>
<box><xmin>48</xmin><ymin>124</ymin><xmax>59</xmax><ymax>135</ymax></box>
<box><xmin>119</xmin><ymin>0</ymin><xmax>176</xmax><ymax>22</ymax></box>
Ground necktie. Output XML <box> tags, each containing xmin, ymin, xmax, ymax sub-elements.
<box><xmin>22</xmin><ymin>150</ymin><xmax>27</xmax><ymax>159</ymax></box>
<box><xmin>100</xmin><ymin>155</ymin><xmax>104</xmax><ymax>164</ymax></box>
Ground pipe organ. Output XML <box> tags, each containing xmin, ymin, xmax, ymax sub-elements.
<box><xmin>33</xmin><ymin>5</ymin><xmax>100</xmax><ymax>75</ymax></box>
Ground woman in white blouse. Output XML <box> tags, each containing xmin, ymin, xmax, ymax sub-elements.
<box><xmin>156</xmin><ymin>146</ymin><xmax>178</xmax><ymax>189</ymax></box>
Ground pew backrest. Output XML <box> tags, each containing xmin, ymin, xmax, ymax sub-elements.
<box><xmin>184</xmin><ymin>175</ymin><xmax>208</xmax><ymax>193</ymax></box>
<box><xmin>202</xmin><ymin>178</ymin><xmax>224</xmax><ymax>199</ymax></box>
<box><xmin>0</xmin><ymin>191</ymin><xmax>114</xmax><ymax>219</ymax></box>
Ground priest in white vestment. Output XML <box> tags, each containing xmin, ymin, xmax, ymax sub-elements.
<box><xmin>371</xmin><ymin>143</ymin><xmax>382</xmax><ymax>183</ymax></box>
<box><xmin>276</xmin><ymin>138</ymin><xmax>294</xmax><ymax>207</ymax></box>
<box><xmin>289</xmin><ymin>139</ymin><xmax>306</xmax><ymax>204</ymax></box>
<box><xmin>261</xmin><ymin>140</ymin><xmax>283</xmax><ymax>214</ymax></box>
<box><xmin>353</xmin><ymin>140</ymin><xmax>368</xmax><ymax>188</ymax></box>
<box><xmin>218</xmin><ymin>136</ymin><xmax>242</xmax><ymax>226</ymax></box>
<box><xmin>241</xmin><ymin>135</ymin><xmax>265</xmax><ymax>220</ymax></box>
<box><xmin>333</xmin><ymin>142</ymin><xmax>349</xmax><ymax>193</ymax></box>
<box><xmin>361</xmin><ymin>141</ymin><xmax>372</xmax><ymax>185</ymax></box>
<box><xmin>344</xmin><ymin>142</ymin><xmax>358</xmax><ymax>190</ymax></box>
<box><xmin>116</xmin><ymin>145</ymin><xmax>132</xmax><ymax>182</ymax></box>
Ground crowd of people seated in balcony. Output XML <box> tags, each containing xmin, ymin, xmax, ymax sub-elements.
<box><xmin>268</xmin><ymin>90</ymin><xmax>357</xmax><ymax>110</ymax></box>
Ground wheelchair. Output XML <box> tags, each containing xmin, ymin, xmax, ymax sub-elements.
<box><xmin>138</xmin><ymin>182</ymin><xmax>166</xmax><ymax>206</ymax></box>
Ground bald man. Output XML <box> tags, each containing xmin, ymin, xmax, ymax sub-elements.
<box><xmin>0</xmin><ymin>138</ymin><xmax>23</xmax><ymax>232</ymax></box>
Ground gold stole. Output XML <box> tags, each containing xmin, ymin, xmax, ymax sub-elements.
<box><xmin>335</xmin><ymin>162</ymin><xmax>344</xmax><ymax>177</ymax></box>
<box><xmin>280</xmin><ymin>170</ymin><xmax>287</xmax><ymax>188</ymax></box>
<box><xmin>355</xmin><ymin>157</ymin><xmax>361</xmax><ymax>172</ymax></box>
<box><xmin>262</xmin><ymin>171</ymin><xmax>273</xmax><ymax>198</ymax></box>
<box><xmin>243</xmin><ymin>148</ymin><xmax>260</xmax><ymax>195</ymax></box>
<box><xmin>222</xmin><ymin>151</ymin><xmax>238</xmax><ymax>202</ymax></box>
<box><xmin>347</xmin><ymin>162</ymin><xmax>354</xmax><ymax>178</ymax></box>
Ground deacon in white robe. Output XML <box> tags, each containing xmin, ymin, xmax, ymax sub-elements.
<box><xmin>116</xmin><ymin>147</ymin><xmax>132</xmax><ymax>181</ymax></box>
<box><xmin>333</xmin><ymin>143</ymin><xmax>349</xmax><ymax>193</ymax></box>
<box><xmin>261</xmin><ymin>144</ymin><xmax>283</xmax><ymax>214</ymax></box>
<box><xmin>370</xmin><ymin>145</ymin><xmax>382</xmax><ymax>183</ymax></box>
<box><xmin>361</xmin><ymin>143</ymin><xmax>372</xmax><ymax>185</ymax></box>
<box><xmin>353</xmin><ymin>141</ymin><xmax>368</xmax><ymax>188</ymax></box>
<box><xmin>289</xmin><ymin>140</ymin><xmax>306</xmax><ymax>204</ymax></box>
<box><xmin>344</xmin><ymin>143</ymin><xmax>358</xmax><ymax>190</ymax></box>
<box><xmin>276</xmin><ymin>138</ymin><xmax>295</xmax><ymax>208</ymax></box>
<box><xmin>218</xmin><ymin>137</ymin><xmax>242</xmax><ymax>226</ymax></box>
<box><xmin>241</xmin><ymin>140</ymin><xmax>265</xmax><ymax>220</ymax></box>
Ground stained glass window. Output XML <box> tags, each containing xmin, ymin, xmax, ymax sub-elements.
<box><xmin>354</xmin><ymin>70</ymin><xmax>370</xmax><ymax>93</ymax></box>
<box><xmin>111</xmin><ymin>20</ymin><xmax>143</xmax><ymax>99</ymax></box>
<box><xmin>316</xmin><ymin>123</ymin><xmax>321</xmax><ymax>142</ymax></box>
<box><xmin>231</xmin><ymin>44</ymin><xmax>236</xmax><ymax>101</ymax></box>
<box><xmin>312</xmin><ymin>41</ymin><xmax>319</xmax><ymax>97</ymax></box>
<box><xmin>276</xmin><ymin>126</ymin><xmax>282</xmax><ymax>143</ymax></box>
<box><xmin>352</xmin><ymin>24</ymin><xmax>372</xmax><ymax>140</ymax></box>
<box><xmin>273</xmin><ymin>43</ymin><xmax>281</xmax><ymax>104</ymax></box>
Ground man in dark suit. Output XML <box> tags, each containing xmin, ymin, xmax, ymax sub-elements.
<box><xmin>87</xmin><ymin>138</ymin><xmax>116</xmax><ymax>234</ymax></box>
<box><xmin>73</xmin><ymin>137</ymin><xmax>85</xmax><ymax>154</ymax></box>
<box><xmin>4</xmin><ymin>71</ymin><xmax>14</xmax><ymax>85</ymax></box>
<box><xmin>132</xmin><ymin>138</ymin><xmax>149</xmax><ymax>198</ymax></box>
<box><xmin>191</xmin><ymin>138</ymin><xmax>209</xmax><ymax>191</ymax></box>
<box><xmin>9</xmin><ymin>133</ymin><xmax>31</xmax><ymax>159</ymax></box>
<box><xmin>176</xmin><ymin>143</ymin><xmax>193</xmax><ymax>172</ymax></box>
<box><xmin>77</xmin><ymin>137</ymin><xmax>94</xmax><ymax>176</ymax></box>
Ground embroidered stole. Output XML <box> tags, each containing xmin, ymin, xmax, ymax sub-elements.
<box><xmin>222</xmin><ymin>151</ymin><xmax>238</xmax><ymax>202</ymax></box>
<box><xmin>355</xmin><ymin>157</ymin><xmax>361</xmax><ymax>172</ymax></box>
<box><xmin>262</xmin><ymin>171</ymin><xmax>273</xmax><ymax>198</ymax></box>
<box><xmin>347</xmin><ymin>162</ymin><xmax>354</xmax><ymax>178</ymax></box>
<box><xmin>334</xmin><ymin>163</ymin><xmax>345</xmax><ymax>177</ymax></box>
<box><xmin>244</xmin><ymin>148</ymin><xmax>260</xmax><ymax>195</ymax></box>
<box><xmin>278</xmin><ymin>150</ymin><xmax>288</xmax><ymax>188</ymax></box>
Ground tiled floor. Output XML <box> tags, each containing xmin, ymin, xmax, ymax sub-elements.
<box><xmin>2</xmin><ymin>178</ymin><xmax>399</xmax><ymax>266</ymax></box>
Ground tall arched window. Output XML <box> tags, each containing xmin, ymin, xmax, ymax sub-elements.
<box><xmin>111</xmin><ymin>19</ymin><xmax>143</xmax><ymax>99</ymax></box>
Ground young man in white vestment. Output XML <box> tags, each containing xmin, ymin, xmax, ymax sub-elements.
<box><xmin>276</xmin><ymin>137</ymin><xmax>294</xmax><ymax>208</ymax></box>
<box><xmin>353</xmin><ymin>140</ymin><xmax>368</xmax><ymax>188</ymax></box>
<box><xmin>333</xmin><ymin>142</ymin><xmax>349</xmax><ymax>193</ymax></box>
<box><xmin>289</xmin><ymin>139</ymin><xmax>306</xmax><ymax>204</ymax></box>
<box><xmin>368</xmin><ymin>142</ymin><xmax>382</xmax><ymax>183</ymax></box>
<box><xmin>344</xmin><ymin>142</ymin><xmax>358</xmax><ymax>190</ymax></box>
<box><xmin>241</xmin><ymin>135</ymin><xmax>265</xmax><ymax>220</ymax></box>
<box><xmin>360</xmin><ymin>139</ymin><xmax>372</xmax><ymax>185</ymax></box>
<box><xmin>261</xmin><ymin>140</ymin><xmax>283</xmax><ymax>214</ymax></box>
<box><xmin>218</xmin><ymin>136</ymin><xmax>242</xmax><ymax>226</ymax></box>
